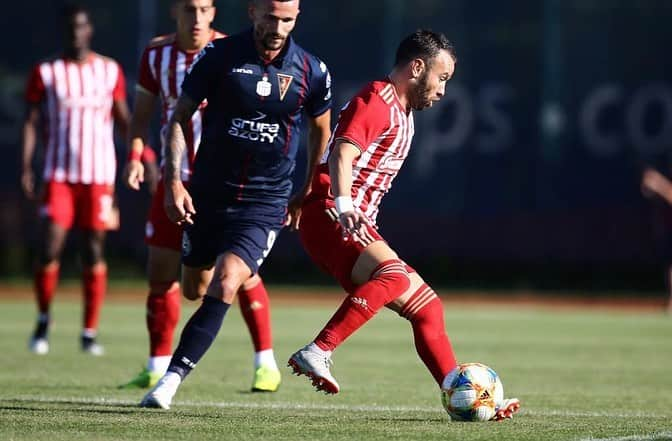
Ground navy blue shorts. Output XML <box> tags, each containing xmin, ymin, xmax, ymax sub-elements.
<box><xmin>181</xmin><ymin>206</ymin><xmax>285</xmax><ymax>274</ymax></box>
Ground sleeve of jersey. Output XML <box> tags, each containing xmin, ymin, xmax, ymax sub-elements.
<box><xmin>112</xmin><ymin>63</ymin><xmax>127</xmax><ymax>101</ymax></box>
<box><xmin>181</xmin><ymin>43</ymin><xmax>218</xmax><ymax>103</ymax></box>
<box><xmin>24</xmin><ymin>65</ymin><xmax>45</xmax><ymax>104</ymax></box>
<box><xmin>304</xmin><ymin>58</ymin><xmax>332</xmax><ymax>117</ymax></box>
<box><xmin>334</xmin><ymin>93</ymin><xmax>390</xmax><ymax>152</ymax></box>
<box><xmin>137</xmin><ymin>48</ymin><xmax>159</xmax><ymax>96</ymax></box>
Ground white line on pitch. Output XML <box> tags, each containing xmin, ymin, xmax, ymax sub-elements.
<box><xmin>577</xmin><ymin>432</ymin><xmax>672</xmax><ymax>441</ymax></box>
<box><xmin>3</xmin><ymin>396</ymin><xmax>671</xmax><ymax>420</ymax></box>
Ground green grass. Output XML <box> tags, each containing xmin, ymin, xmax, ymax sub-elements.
<box><xmin>1</xmin><ymin>296</ymin><xmax>671</xmax><ymax>440</ymax></box>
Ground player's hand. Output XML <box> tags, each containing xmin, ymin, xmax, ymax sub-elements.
<box><xmin>338</xmin><ymin>210</ymin><xmax>373</xmax><ymax>243</ymax></box>
<box><xmin>164</xmin><ymin>179</ymin><xmax>196</xmax><ymax>225</ymax></box>
<box><xmin>123</xmin><ymin>160</ymin><xmax>145</xmax><ymax>191</ymax></box>
<box><xmin>641</xmin><ymin>168</ymin><xmax>669</xmax><ymax>198</ymax></box>
<box><xmin>286</xmin><ymin>193</ymin><xmax>306</xmax><ymax>231</ymax></box>
<box><xmin>21</xmin><ymin>169</ymin><xmax>35</xmax><ymax>199</ymax></box>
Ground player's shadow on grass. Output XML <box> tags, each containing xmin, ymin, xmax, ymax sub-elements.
<box><xmin>0</xmin><ymin>400</ymin><xmax>140</xmax><ymax>416</ymax></box>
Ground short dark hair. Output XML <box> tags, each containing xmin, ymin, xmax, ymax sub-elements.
<box><xmin>174</xmin><ymin>0</ymin><xmax>217</xmax><ymax>4</ymax></box>
<box><xmin>394</xmin><ymin>29</ymin><xmax>455</xmax><ymax>68</ymax></box>
<box><xmin>251</xmin><ymin>0</ymin><xmax>294</xmax><ymax>5</ymax></box>
<box><xmin>62</xmin><ymin>3</ymin><xmax>91</xmax><ymax>22</ymax></box>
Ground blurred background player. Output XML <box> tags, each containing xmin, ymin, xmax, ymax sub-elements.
<box><xmin>287</xmin><ymin>30</ymin><xmax>520</xmax><ymax>421</ymax></box>
<box><xmin>140</xmin><ymin>0</ymin><xmax>332</xmax><ymax>409</ymax></box>
<box><xmin>120</xmin><ymin>0</ymin><xmax>282</xmax><ymax>392</ymax></box>
<box><xmin>21</xmin><ymin>4</ymin><xmax>130</xmax><ymax>356</ymax></box>
<box><xmin>641</xmin><ymin>167</ymin><xmax>672</xmax><ymax>314</ymax></box>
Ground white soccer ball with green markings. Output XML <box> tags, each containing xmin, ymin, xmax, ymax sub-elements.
<box><xmin>441</xmin><ymin>362</ymin><xmax>504</xmax><ymax>422</ymax></box>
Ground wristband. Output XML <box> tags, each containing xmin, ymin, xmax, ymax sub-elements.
<box><xmin>334</xmin><ymin>196</ymin><xmax>354</xmax><ymax>215</ymax></box>
<box><xmin>141</xmin><ymin>145</ymin><xmax>157</xmax><ymax>163</ymax></box>
<box><xmin>128</xmin><ymin>148</ymin><xmax>143</xmax><ymax>162</ymax></box>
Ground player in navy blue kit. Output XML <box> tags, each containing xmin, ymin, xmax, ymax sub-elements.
<box><xmin>141</xmin><ymin>0</ymin><xmax>332</xmax><ymax>409</ymax></box>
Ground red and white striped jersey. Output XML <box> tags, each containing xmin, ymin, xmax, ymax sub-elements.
<box><xmin>315</xmin><ymin>78</ymin><xmax>414</xmax><ymax>224</ymax></box>
<box><xmin>25</xmin><ymin>53</ymin><xmax>126</xmax><ymax>185</ymax></box>
<box><xmin>136</xmin><ymin>30</ymin><xmax>225</xmax><ymax>181</ymax></box>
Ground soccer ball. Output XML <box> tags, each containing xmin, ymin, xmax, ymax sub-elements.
<box><xmin>441</xmin><ymin>362</ymin><xmax>504</xmax><ymax>422</ymax></box>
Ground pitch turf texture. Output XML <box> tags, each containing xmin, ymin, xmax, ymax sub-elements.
<box><xmin>1</xmin><ymin>289</ymin><xmax>671</xmax><ymax>441</ymax></box>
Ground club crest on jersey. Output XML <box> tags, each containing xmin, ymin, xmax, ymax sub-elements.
<box><xmin>256</xmin><ymin>74</ymin><xmax>271</xmax><ymax>97</ymax></box>
<box><xmin>276</xmin><ymin>73</ymin><xmax>293</xmax><ymax>101</ymax></box>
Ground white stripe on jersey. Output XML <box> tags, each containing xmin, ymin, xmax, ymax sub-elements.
<box><xmin>80</xmin><ymin>63</ymin><xmax>95</xmax><ymax>184</ymax></box>
<box><xmin>52</xmin><ymin>59</ymin><xmax>68</xmax><ymax>183</ymax></box>
<box><xmin>66</xmin><ymin>62</ymin><xmax>81</xmax><ymax>183</ymax></box>
<box><xmin>91</xmin><ymin>57</ymin><xmax>106</xmax><ymax>184</ymax></box>
<box><xmin>148</xmin><ymin>49</ymin><xmax>157</xmax><ymax>83</ymax></box>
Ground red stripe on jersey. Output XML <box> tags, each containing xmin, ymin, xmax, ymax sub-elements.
<box><xmin>236</xmin><ymin>153</ymin><xmax>252</xmax><ymax>201</ymax></box>
<box><xmin>283</xmin><ymin>55</ymin><xmax>309</xmax><ymax>154</ymax></box>
<box><xmin>168</xmin><ymin>45</ymin><xmax>178</xmax><ymax>99</ymax></box>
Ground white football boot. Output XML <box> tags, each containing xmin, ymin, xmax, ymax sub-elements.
<box><xmin>139</xmin><ymin>372</ymin><xmax>182</xmax><ymax>409</ymax></box>
<box><xmin>29</xmin><ymin>337</ymin><xmax>49</xmax><ymax>355</ymax></box>
<box><xmin>288</xmin><ymin>344</ymin><xmax>340</xmax><ymax>394</ymax></box>
<box><xmin>492</xmin><ymin>398</ymin><xmax>521</xmax><ymax>421</ymax></box>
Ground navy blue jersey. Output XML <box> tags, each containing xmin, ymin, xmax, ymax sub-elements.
<box><xmin>182</xmin><ymin>28</ymin><xmax>332</xmax><ymax>210</ymax></box>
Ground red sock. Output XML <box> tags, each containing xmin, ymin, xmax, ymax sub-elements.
<box><xmin>35</xmin><ymin>264</ymin><xmax>59</xmax><ymax>314</ymax></box>
<box><xmin>238</xmin><ymin>278</ymin><xmax>273</xmax><ymax>351</ymax></box>
<box><xmin>82</xmin><ymin>264</ymin><xmax>107</xmax><ymax>331</ymax></box>
<box><xmin>315</xmin><ymin>260</ymin><xmax>410</xmax><ymax>351</ymax></box>
<box><xmin>147</xmin><ymin>282</ymin><xmax>181</xmax><ymax>356</ymax></box>
<box><xmin>400</xmin><ymin>284</ymin><xmax>457</xmax><ymax>386</ymax></box>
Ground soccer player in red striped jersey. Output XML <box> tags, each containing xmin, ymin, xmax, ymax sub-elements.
<box><xmin>21</xmin><ymin>4</ymin><xmax>130</xmax><ymax>356</ymax></box>
<box><xmin>120</xmin><ymin>0</ymin><xmax>281</xmax><ymax>392</ymax></box>
<box><xmin>288</xmin><ymin>30</ymin><xmax>520</xmax><ymax>420</ymax></box>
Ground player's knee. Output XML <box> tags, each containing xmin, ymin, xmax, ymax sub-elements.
<box><xmin>149</xmin><ymin>280</ymin><xmax>179</xmax><ymax>296</ymax></box>
<box><xmin>241</xmin><ymin>274</ymin><xmax>262</xmax><ymax>291</ymax></box>
<box><xmin>371</xmin><ymin>259</ymin><xmax>411</xmax><ymax>302</ymax></box>
<box><xmin>38</xmin><ymin>249</ymin><xmax>60</xmax><ymax>266</ymax></box>
<box><xmin>81</xmin><ymin>238</ymin><xmax>105</xmax><ymax>266</ymax></box>
<box><xmin>208</xmin><ymin>277</ymin><xmax>239</xmax><ymax>303</ymax></box>
<box><xmin>181</xmin><ymin>278</ymin><xmax>204</xmax><ymax>301</ymax></box>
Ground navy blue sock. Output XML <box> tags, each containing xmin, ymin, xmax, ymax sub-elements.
<box><xmin>167</xmin><ymin>296</ymin><xmax>230</xmax><ymax>380</ymax></box>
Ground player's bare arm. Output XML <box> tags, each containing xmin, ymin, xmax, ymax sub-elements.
<box><xmin>328</xmin><ymin>140</ymin><xmax>371</xmax><ymax>238</ymax></box>
<box><xmin>20</xmin><ymin>105</ymin><xmax>41</xmax><ymax>199</ymax></box>
<box><xmin>125</xmin><ymin>89</ymin><xmax>159</xmax><ymax>190</ymax></box>
<box><xmin>287</xmin><ymin>109</ymin><xmax>332</xmax><ymax>230</ymax></box>
<box><xmin>164</xmin><ymin>93</ymin><xmax>199</xmax><ymax>225</ymax></box>
<box><xmin>642</xmin><ymin>167</ymin><xmax>672</xmax><ymax>204</ymax></box>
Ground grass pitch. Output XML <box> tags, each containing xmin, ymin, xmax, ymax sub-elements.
<box><xmin>0</xmin><ymin>289</ymin><xmax>671</xmax><ymax>441</ymax></box>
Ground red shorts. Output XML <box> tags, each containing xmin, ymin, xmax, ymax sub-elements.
<box><xmin>40</xmin><ymin>181</ymin><xmax>114</xmax><ymax>231</ymax></box>
<box><xmin>145</xmin><ymin>178</ymin><xmax>183</xmax><ymax>251</ymax></box>
<box><xmin>299</xmin><ymin>198</ymin><xmax>384</xmax><ymax>293</ymax></box>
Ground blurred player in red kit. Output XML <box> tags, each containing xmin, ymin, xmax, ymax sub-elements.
<box><xmin>288</xmin><ymin>30</ymin><xmax>520</xmax><ymax>421</ymax></box>
<box><xmin>21</xmin><ymin>4</ymin><xmax>130</xmax><ymax>356</ymax></box>
<box><xmin>119</xmin><ymin>0</ymin><xmax>281</xmax><ymax>392</ymax></box>
<box><xmin>641</xmin><ymin>167</ymin><xmax>672</xmax><ymax>314</ymax></box>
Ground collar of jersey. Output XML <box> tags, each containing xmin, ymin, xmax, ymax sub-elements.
<box><xmin>243</xmin><ymin>27</ymin><xmax>296</xmax><ymax>69</ymax></box>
